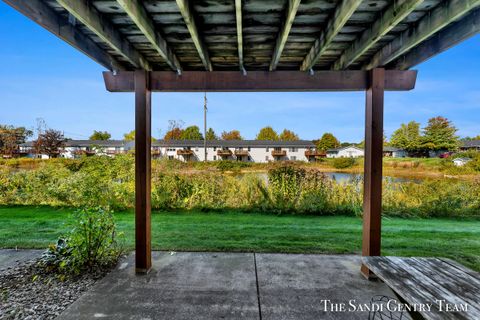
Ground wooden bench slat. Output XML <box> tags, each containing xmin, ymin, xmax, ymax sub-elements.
<box><xmin>392</xmin><ymin>258</ymin><xmax>480</xmax><ymax>315</ymax></box>
<box><xmin>363</xmin><ymin>256</ymin><xmax>480</xmax><ymax>320</ymax></box>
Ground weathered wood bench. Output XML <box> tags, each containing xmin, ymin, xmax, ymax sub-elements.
<box><xmin>363</xmin><ymin>256</ymin><xmax>480</xmax><ymax>320</ymax></box>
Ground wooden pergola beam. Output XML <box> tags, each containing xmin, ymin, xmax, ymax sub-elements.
<box><xmin>103</xmin><ymin>70</ymin><xmax>417</xmax><ymax>92</ymax></box>
<box><xmin>300</xmin><ymin>0</ymin><xmax>362</xmax><ymax>71</ymax></box>
<box><xmin>134</xmin><ymin>70</ymin><xmax>152</xmax><ymax>274</ymax></box>
<box><xmin>176</xmin><ymin>0</ymin><xmax>212</xmax><ymax>71</ymax></box>
<box><xmin>270</xmin><ymin>0</ymin><xmax>301</xmax><ymax>71</ymax></box>
<box><xmin>3</xmin><ymin>0</ymin><xmax>123</xmax><ymax>71</ymax></box>
<box><xmin>332</xmin><ymin>0</ymin><xmax>423</xmax><ymax>70</ymax></box>
<box><xmin>57</xmin><ymin>0</ymin><xmax>150</xmax><ymax>70</ymax></box>
<box><xmin>116</xmin><ymin>0</ymin><xmax>182</xmax><ymax>72</ymax></box>
<box><xmin>366</xmin><ymin>0</ymin><xmax>480</xmax><ymax>69</ymax></box>
<box><xmin>235</xmin><ymin>0</ymin><xmax>244</xmax><ymax>71</ymax></box>
<box><xmin>361</xmin><ymin>68</ymin><xmax>385</xmax><ymax>279</ymax></box>
<box><xmin>392</xmin><ymin>8</ymin><xmax>480</xmax><ymax>70</ymax></box>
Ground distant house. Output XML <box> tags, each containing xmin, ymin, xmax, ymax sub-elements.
<box><xmin>19</xmin><ymin>140</ymin><xmax>127</xmax><ymax>159</ymax></box>
<box><xmin>460</xmin><ymin>140</ymin><xmax>480</xmax><ymax>151</ymax></box>
<box><xmin>326</xmin><ymin>146</ymin><xmax>364</xmax><ymax>158</ymax></box>
<box><xmin>383</xmin><ymin>146</ymin><xmax>407</xmax><ymax>158</ymax></box>
<box><xmin>129</xmin><ymin>140</ymin><xmax>317</xmax><ymax>163</ymax></box>
<box><xmin>453</xmin><ymin>158</ymin><xmax>471</xmax><ymax>167</ymax></box>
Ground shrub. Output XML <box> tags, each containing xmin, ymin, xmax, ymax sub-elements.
<box><xmin>40</xmin><ymin>207</ymin><xmax>123</xmax><ymax>275</ymax></box>
<box><xmin>268</xmin><ymin>166</ymin><xmax>305</xmax><ymax>212</ymax></box>
<box><xmin>216</xmin><ymin>160</ymin><xmax>251</xmax><ymax>172</ymax></box>
<box><xmin>332</xmin><ymin>157</ymin><xmax>356</xmax><ymax>169</ymax></box>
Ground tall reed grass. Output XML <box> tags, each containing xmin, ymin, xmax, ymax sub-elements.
<box><xmin>0</xmin><ymin>155</ymin><xmax>478</xmax><ymax>218</ymax></box>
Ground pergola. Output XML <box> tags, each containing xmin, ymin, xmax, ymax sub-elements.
<box><xmin>5</xmin><ymin>0</ymin><xmax>480</xmax><ymax>279</ymax></box>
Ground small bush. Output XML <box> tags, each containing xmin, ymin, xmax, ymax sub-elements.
<box><xmin>268</xmin><ymin>166</ymin><xmax>306</xmax><ymax>212</ymax></box>
<box><xmin>40</xmin><ymin>207</ymin><xmax>123</xmax><ymax>275</ymax></box>
<box><xmin>332</xmin><ymin>157</ymin><xmax>356</xmax><ymax>169</ymax></box>
<box><xmin>216</xmin><ymin>160</ymin><xmax>251</xmax><ymax>172</ymax></box>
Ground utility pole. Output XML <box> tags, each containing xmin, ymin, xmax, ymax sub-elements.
<box><xmin>204</xmin><ymin>92</ymin><xmax>207</xmax><ymax>162</ymax></box>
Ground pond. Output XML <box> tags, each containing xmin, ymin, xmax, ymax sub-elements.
<box><xmin>239</xmin><ymin>172</ymin><xmax>424</xmax><ymax>184</ymax></box>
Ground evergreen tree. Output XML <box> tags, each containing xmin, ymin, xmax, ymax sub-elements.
<box><xmin>421</xmin><ymin>116</ymin><xmax>459</xmax><ymax>151</ymax></box>
<box><xmin>206</xmin><ymin>128</ymin><xmax>218</xmax><ymax>140</ymax></box>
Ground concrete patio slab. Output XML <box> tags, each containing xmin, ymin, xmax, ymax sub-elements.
<box><xmin>0</xmin><ymin>249</ymin><xmax>42</xmax><ymax>270</ymax></box>
<box><xmin>59</xmin><ymin>252</ymin><xmax>406</xmax><ymax>320</ymax></box>
<box><xmin>255</xmin><ymin>254</ymin><xmax>406</xmax><ymax>320</ymax></box>
<box><xmin>58</xmin><ymin>252</ymin><xmax>259</xmax><ymax>320</ymax></box>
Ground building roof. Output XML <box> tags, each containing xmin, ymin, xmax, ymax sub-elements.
<box><xmin>327</xmin><ymin>145</ymin><xmax>364</xmax><ymax>153</ymax></box>
<box><xmin>462</xmin><ymin>140</ymin><xmax>480</xmax><ymax>148</ymax></box>
<box><xmin>21</xmin><ymin>140</ymin><xmax>126</xmax><ymax>147</ymax></box>
<box><xmin>150</xmin><ymin>140</ymin><xmax>316</xmax><ymax>148</ymax></box>
<box><xmin>5</xmin><ymin>1</ymin><xmax>479</xmax><ymax>72</ymax></box>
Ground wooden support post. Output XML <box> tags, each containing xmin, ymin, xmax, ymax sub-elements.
<box><xmin>134</xmin><ymin>70</ymin><xmax>152</xmax><ymax>274</ymax></box>
<box><xmin>361</xmin><ymin>68</ymin><xmax>384</xmax><ymax>279</ymax></box>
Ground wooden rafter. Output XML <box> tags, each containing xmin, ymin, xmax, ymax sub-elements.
<box><xmin>270</xmin><ymin>0</ymin><xmax>301</xmax><ymax>71</ymax></box>
<box><xmin>103</xmin><ymin>70</ymin><xmax>417</xmax><ymax>92</ymax></box>
<box><xmin>393</xmin><ymin>8</ymin><xmax>480</xmax><ymax>70</ymax></box>
<box><xmin>116</xmin><ymin>0</ymin><xmax>182</xmax><ymax>72</ymax></box>
<box><xmin>235</xmin><ymin>0</ymin><xmax>244</xmax><ymax>71</ymax></box>
<box><xmin>57</xmin><ymin>0</ymin><xmax>150</xmax><ymax>70</ymax></box>
<box><xmin>3</xmin><ymin>0</ymin><xmax>123</xmax><ymax>71</ymax></box>
<box><xmin>300</xmin><ymin>0</ymin><xmax>362</xmax><ymax>71</ymax></box>
<box><xmin>176</xmin><ymin>0</ymin><xmax>212</xmax><ymax>71</ymax></box>
<box><xmin>366</xmin><ymin>0</ymin><xmax>480</xmax><ymax>69</ymax></box>
<box><xmin>332</xmin><ymin>0</ymin><xmax>423</xmax><ymax>70</ymax></box>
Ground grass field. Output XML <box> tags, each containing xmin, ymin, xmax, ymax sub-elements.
<box><xmin>0</xmin><ymin>206</ymin><xmax>479</xmax><ymax>271</ymax></box>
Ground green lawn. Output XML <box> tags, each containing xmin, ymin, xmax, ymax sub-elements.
<box><xmin>1</xmin><ymin>206</ymin><xmax>479</xmax><ymax>271</ymax></box>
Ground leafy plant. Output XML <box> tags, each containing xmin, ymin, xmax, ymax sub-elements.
<box><xmin>40</xmin><ymin>207</ymin><xmax>123</xmax><ymax>274</ymax></box>
<box><xmin>332</xmin><ymin>157</ymin><xmax>356</xmax><ymax>169</ymax></box>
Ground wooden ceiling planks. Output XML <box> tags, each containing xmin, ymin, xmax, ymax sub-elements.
<box><xmin>3</xmin><ymin>0</ymin><xmax>479</xmax><ymax>72</ymax></box>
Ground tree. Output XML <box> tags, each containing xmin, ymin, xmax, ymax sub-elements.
<box><xmin>221</xmin><ymin>130</ymin><xmax>243</xmax><ymax>140</ymax></box>
<box><xmin>256</xmin><ymin>126</ymin><xmax>278</xmax><ymax>140</ymax></box>
<box><xmin>123</xmin><ymin>130</ymin><xmax>156</xmax><ymax>141</ymax></box>
<box><xmin>421</xmin><ymin>116</ymin><xmax>459</xmax><ymax>151</ymax></box>
<box><xmin>316</xmin><ymin>133</ymin><xmax>340</xmax><ymax>151</ymax></box>
<box><xmin>0</xmin><ymin>125</ymin><xmax>33</xmax><ymax>157</ymax></box>
<box><xmin>35</xmin><ymin>129</ymin><xmax>65</xmax><ymax>158</ymax></box>
<box><xmin>123</xmin><ymin>130</ymin><xmax>135</xmax><ymax>141</ymax></box>
<box><xmin>180</xmin><ymin>125</ymin><xmax>203</xmax><ymax>140</ymax></box>
<box><xmin>206</xmin><ymin>128</ymin><xmax>218</xmax><ymax>140</ymax></box>
<box><xmin>164</xmin><ymin>120</ymin><xmax>184</xmax><ymax>141</ymax></box>
<box><xmin>390</xmin><ymin>121</ymin><xmax>422</xmax><ymax>152</ymax></box>
<box><xmin>164</xmin><ymin>128</ymin><xmax>183</xmax><ymax>140</ymax></box>
<box><xmin>279</xmin><ymin>129</ymin><xmax>299</xmax><ymax>141</ymax></box>
<box><xmin>89</xmin><ymin>130</ymin><xmax>111</xmax><ymax>140</ymax></box>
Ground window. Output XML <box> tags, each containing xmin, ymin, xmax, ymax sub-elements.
<box><xmin>248</xmin><ymin>147</ymin><xmax>251</xmax><ymax>151</ymax></box>
<box><xmin>265</xmin><ymin>156</ymin><xmax>269</xmax><ymax>161</ymax></box>
<box><xmin>168</xmin><ymin>156</ymin><xmax>174</xmax><ymax>160</ymax></box>
<box><xmin>248</xmin><ymin>156</ymin><xmax>251</xmax><ymax>161</ymax></box>
<box><xmin>289</xmin><ymin>147</ymin><xmax>298</xmax><ymax>152</ymax></box>
<box><xmin>167</xmin><ymin>148</ymin><xmax>175</xmax><ymax>152</ymax></box>
<box><xmin>213</xmin><ymin>147</ymin><xmax>217</xmax><ymax>151</ymax></box>
<box><xmin>266</xmin><ymin>147</ymin><xmax>269</xmax><ymax>152</ymax></box>
<box><xmin>213</xmin><ymin>156</ymin><xmax>217</xmax><ymax>161</ymax></box>
<box><xmin>291</xmin><ymin>156</ymin><xmax>297</xmax><ymax>161</ymax></box>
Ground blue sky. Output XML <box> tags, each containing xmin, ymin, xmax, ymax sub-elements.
<box><xmin>1</xmin><ymin>2</ymin><xmax>479</xmax><ymax>142</ymax></box>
